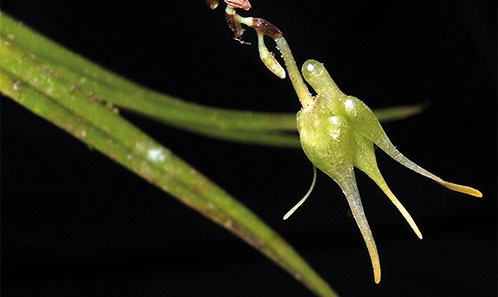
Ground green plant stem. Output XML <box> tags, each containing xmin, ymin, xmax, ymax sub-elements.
<box><xmin>275</xmin><ymin>37</ymin><xmax>314</xmax><ymax>107</ymax></box>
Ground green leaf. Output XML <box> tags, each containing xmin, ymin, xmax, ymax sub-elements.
<box><xmin>0</xmin><ymin>12</ymin><xmax>338</xmax><ymax>297</ymax></box>
<box><xmin>0</xmin><ymin>12</ymin><xmax>423</xmax><ymax>149</ymax></box>
<box><xmin>0</xmin><ymin>10</ymin><xmax>426</xmax><ymax>296</ymax></box>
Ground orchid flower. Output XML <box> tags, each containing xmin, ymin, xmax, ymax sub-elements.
<box><xmin>209</xmin><ymin>1</ymin><xmax>483</xmax><ymax>283</ymax></box>
<box><xmin>284</xmin><ymin>58</ymin><xmax>482</xmax><ymax>283</ymax></box>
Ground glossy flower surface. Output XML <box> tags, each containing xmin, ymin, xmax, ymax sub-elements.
<box><xmin>293</xmin><ymin>59</ymin><xmax>482</xmax><ymax>283</ymax></box>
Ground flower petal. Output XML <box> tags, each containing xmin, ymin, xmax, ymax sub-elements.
<box><xmin>383</xmin><ymin>147</ymin><xmax>483</xmax><ymax>197</ymax></box>
<box><xmin>338</xmin><ymin>169</ymin><xmax>381</xmax><ymax>284</ymax></box>
<box><xmin>352</xmin><ymin>133</ymin><xmax>423</xmax><ymax>239</ymax></box>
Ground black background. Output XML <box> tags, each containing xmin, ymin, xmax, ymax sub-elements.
<box><xmin>1</xmin><ymin>1</ymin><xmax>496</xmax><ymax>296</ymax></box>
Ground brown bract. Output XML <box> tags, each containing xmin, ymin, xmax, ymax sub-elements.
<box><xmin>251</xmin><ymin>18</ymin><xmax>283</xmax><ymax>38</ymax></box>
<box><xmin>225</xmin><ymin>0</ymin><xmax>252</xmax><ymax>10</ymax></box>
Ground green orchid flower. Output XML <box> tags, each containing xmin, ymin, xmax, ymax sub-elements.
<box><xmin>283</xmin><ymin>58</ymin><xmax>482</xmax><ymax>283</ymax></box>
<box><xmin>213</xmin><ymin>1</ymin><xmax>483</xmax><ymax>284</ymax></box>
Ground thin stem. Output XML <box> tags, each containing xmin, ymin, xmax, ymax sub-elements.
<box><xmin>274</xmin><ymin>37</ymin><xmax>314</xmax><ymax>107</ymax></box>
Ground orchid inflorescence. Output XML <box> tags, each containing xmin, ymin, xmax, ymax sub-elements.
<box><xmin>207</xmin><ymin>0</ymin><xmax>482</xmax><ymax>284</ymax></box>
